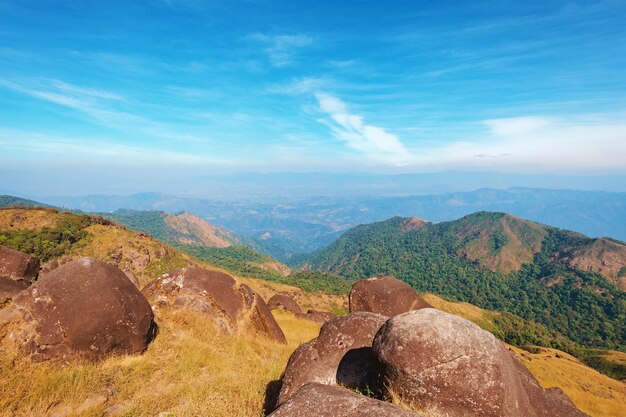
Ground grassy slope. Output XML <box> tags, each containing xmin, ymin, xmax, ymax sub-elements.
<box><xmin>0</xmin><ymin>309</ymin><xmax>320</xmax><ymax>417</ymax></box>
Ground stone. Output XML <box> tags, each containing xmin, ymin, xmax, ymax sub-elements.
<box><xmin>295</xmin><ymin>309</ymin><xmax>335</xmax><ymax>325</ymax></box>
<box><xmin>373</xmin><ymin>309</ymin><xmax>588</xmax><ymax>417</ymax></box>
<box><xmin>268</xmin><ymin>383</ymin><xmax>424</xmax><ymax>417</ymax></box>
<box><xmin>142</xmin><ymin>267</ymin><xmax>286</xmax><ymax>343</ymax></box>
<box><xmin>268</xmin><ymin>294</ymin><xmax>302</xmax><ymax>314</ymax></box>
<box><xmin>277</xmin><ymin>312</ymin><xmax>388</xmax><ymax>405</ymax></box>
<box><xmin>349</xmin><ymin>276</ymin><xmax>432</xmax><ymax>316</ymax></box>
<box><xmin>8</xmin><ymin>258</ymin><xmax>156</xmax><ymax>362</ymax></box>
<box><xmin>0</xmin><ymin>245</ymin><xmax>40</xmax><ymax>282</ymax></box>
<box><xmin>76</xmin><ymin>394</ymin><xmax>108</xmax><ymax>414</ymax></box>
<box><xmin>0</xmin><ymin>276</ymin><xmax>29</xmax><ymax>304</ymax></box>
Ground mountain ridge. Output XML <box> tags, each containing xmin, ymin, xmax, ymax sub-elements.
<box><xmin>300</xmin><ymin>211</ymin><xmax>626</xmax><ymax>350</ymax></box>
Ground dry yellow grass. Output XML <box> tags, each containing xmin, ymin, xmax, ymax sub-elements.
<box><xmin>510</xmin><ymin>346</ymin><xmax>626</xmax><ymax>417</ymax></box>
<box><xmin>0</xmin><ymin>207</ymin><xmax>60</xmax><ymax>231</ymax></box>
<box><xmin>0</xmin><ymin>308</ymin><xmax>320</xmax><ymax>417</ymax></box>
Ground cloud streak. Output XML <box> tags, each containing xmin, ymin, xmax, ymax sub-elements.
<box><xmin>314</xmin><ymin>92</ymin><xmax>409</xmax><ymax>164</ymax></box>
<box><xmin>248</xmin><ymin>33</ymin><xmax>313</xmax><ymax>67</ymax></box>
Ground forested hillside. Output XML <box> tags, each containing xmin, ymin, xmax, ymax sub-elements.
<box><xmin>301</xmin><ymin>212</ymin><xmax>626</xmax><ymax>350</ymax></box>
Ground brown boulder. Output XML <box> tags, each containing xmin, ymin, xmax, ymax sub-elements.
<box><xmin>277</xmin><ymin>312</ymin><xmax>388</xmax><ymax>406</ymax></box>
<box><xmin>295</xmin><ymin>309</ymin><xmax>336</xmax><ymax>325</ymax></box>
<box><xmin>8</xmin><ymin>258</ymin><xmax>156</xmax><ymax>362</ymax></box>
<box><xmin>268</xmin><ymin>294</ymin><xmax>302</xmax><ymax>314</ymax></box>
<box><xmin>0</xmin><ymin>245</ymin><xmax>40</xmax><ymax>282</ymax></box>
<box><xmin>0</xmin><ymin>276</ymin><xmax>29</xmax><ymax>304</ymax></box>
<box><xmin>142</xmin><ymin>267</ymin><xmax>286</xmax><ymax>344</ymax></box>
<box><xmin>373</xmin><ymin>309</ymin><xmax>587</xmax><ymax>417</ymax></box>
<box><xmin>349</xmin><ymin>276</ymin><xmax>432</xmax><ymax>316</ymax></box>
<box><xmin>268</xmin><ymin>383</ymin><xmax>424</xmax><ymax>417</ymax></box>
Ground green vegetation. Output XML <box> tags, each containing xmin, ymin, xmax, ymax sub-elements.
<box><xmin>579</xmin><ymin>351</ymin><xmax>626</xmax><ymax>380</ymax></box>
<box><xmin>0</xmin><ymin>210</ymin><xmax>105</xmax><ymax>262</ymax></box>
<box><xmin>285</xmin><ymin>270</ymin><xmax>351</xmax><ymax>295</ymax></box>
<box><xmin>303</xmin><ymin>213</ymin><xmax>626</xmax><ymax>351</ymax></box>
<box><xmin>102</xmin><ymin>209</ymin><xmax>171</xmax><ymax>241</ymax></box>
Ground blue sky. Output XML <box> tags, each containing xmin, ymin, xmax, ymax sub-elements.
<box><xmin>1</xmin><ymin>0</ymin><xmax>626</xmax><ymax>194</ymax></box>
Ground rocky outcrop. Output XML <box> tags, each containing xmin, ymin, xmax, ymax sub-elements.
<box><xmin>142</xmin><ymin>267</ymin><xmax>286</xmax><ymax>344</ymax></box>
<box><xmin>268</xmin><ymin>294</ymin><xmax>302</xmax><ymax>314</ymax></box>
<box><xmin>277</xmin><ymin>312</ymin><xmax>388</xmax><ymax>405</ymax></box>
<box><xmin>349</xmin><ymin>276</ymin><xmax>432</xmax><ymax>316</ymax></box>
<box><xmin>268</xmin><ymin>383</ymin><xmax>424</xmax><ymax>417</ymax></box>
<box><xmin>7</xmin><ymin>258</ymin><xmax>156</xmax><ymax>362</ymax></box>
<box><xmin>0</xmin><ymin>245</ymin><xmax>40</xmax><ymax>282</ymax></box>
<box><xmin>373</xmin><ymin>309</ymin><xmax>587</xmax><ymax>417</ymax></box>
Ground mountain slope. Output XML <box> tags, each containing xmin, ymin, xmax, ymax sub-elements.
<box><xmin>0</xmin><ymin>195</ymin><xmax>51</xmax><ymax>209</ymax></box>
<box><xmin>100</xmin><ymin>208</ymin><xmax>295</xmax><ymax>279</ymax></box>
<box><xmin>301</xmin><ymin>212</ymin><xmax>626</xmax><ymax>350</ymax></box>
<box><xmin>103</xmin><ymin>209</ymin><xmax>243</xmax><ymax>248</ymax></box>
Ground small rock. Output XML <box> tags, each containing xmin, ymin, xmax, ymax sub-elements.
<box><xmin>76</xmin><ymin>394</ymin><xmax>108</xmax><ymax>414</ymax></box>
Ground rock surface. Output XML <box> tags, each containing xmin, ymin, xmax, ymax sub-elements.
<box><xmin>373</xmin><ymin>308</ymin><xmax>588</xmax><ymax>417</ymax></box>
<box><xmin>277</xmin><ymin>312</ymin><xmax>388</xmax><ymax>405</ymax></box>
<box><xmin>0</xmin><ymin>245</ymin><xmax>40</xmax><ymax>282</ymax></box>
<box><xmin>142</xmin><ymin>267</ymin><xmax>286</xmax><ymax>343</ymax></box>
<box><xmin>268</xmin><ymin>294</ymin><xmax>302</xmax><ymax>314</ymax></box>
<box><xmin>0</xmin><ymin>276</ymin><xmax>29</xmax><ymax>304</ymax></box>
<box><xmin>8</xmin><ymin>258</ymin><xmax>156</xmax><ymax>362</ymax></box>
<box><xmin>269</xmin><ymin>383</ymin><xmax>424</xmax><ymax>417</ymax></box>
<box><xmin>349</xmin><ymin>276</ymin><xmax>432</xmax><ymax>316</ymax></box>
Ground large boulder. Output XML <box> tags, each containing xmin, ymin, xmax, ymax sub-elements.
<box><xmin>268</xmin><ymin>294</ymin><xmax>302</xmax><ymax>314</ymax></box>
<box><xmin>7</xmin><ymin>258</ymin><xmax>156</xmax><ymax>362</ymax></box>
<box><xmin>373</xmin><ymin>309</ymin><xmax>587</xmax><ymax>417</ymax></box>
<box><xmin>0</xmin><ymin>245</ymin><xmax>40</xmax><ymax>282</ymax></box>
<box><xmin>277</xmin><ymin>312</ymin><xmax>388</xmax><ymax>406</ymax></box>
<box><xmin>142</xmin><ymin>267</ymin><xmax>286</xmax><ymax>344</ymax></box>
<box><xmin>268</xmin><ymin>383</ymin><xmax>424</xmax><ymax>417</ymax></box>
<box><xmin>349</xmin><ymin>276</ymin><xmax>432</xmax><ymax>316</ymax></box>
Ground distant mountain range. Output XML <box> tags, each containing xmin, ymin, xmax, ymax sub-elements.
<box><xmin>298</xmin><ymin>212</ymin><xmax>626</xmax><ymax>350</ymax></box>
<box><xmin>29</xmin><ymin>187</ymin><xmax>626</xmax><ymax>260</ymax></box>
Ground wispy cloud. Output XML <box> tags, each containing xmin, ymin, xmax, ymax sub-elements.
<box><xmin>314</xmin><ymin>92</ymin><xmax>409</xmax><ymax>164</ymax></box>
<box><xmin>0</xmin><ymin>78</ymin><xmax>215</xmax><ymax>143</ymax></box>
<box><xmin>0</xmin><ymin>129</ymin><xmax>220</xmax><ymax>165</ymax></box>
<box><xmin>483</xmin><ymin>116</ymin><xmax>552</xmax><ymax>136</ymax></box>
<box><xmin>267</xmin><ymin>77</ymin><xmax>329</xmax><ymax>95</ymax></box>
<box><xmin>247</xmin><ymin>33</ymin><xmax>313</xmax><ymax>67</ymax></box>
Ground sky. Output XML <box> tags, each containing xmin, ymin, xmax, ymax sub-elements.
<box><xmin>1</xmin><ymin>0</ymin><xmax>626</xmax><ymax>195</ymax></box>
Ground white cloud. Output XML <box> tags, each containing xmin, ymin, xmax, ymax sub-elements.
<box><xmin>483</xmin><ymin>116</ymin><xmax>552</xmax><ymax>136</ymax></box>
<box><xmin>248</xmin><ymin>33</ymin><xmax>313</xmax><ymax>67</ymax></box>
<box><xmin>430</xmin><ymin>115</ymin><xmax>626</xmax><ymax>172</ymax></box>
<box><xmin>314</xmin><ymin>92</ymin><xmax>409</xmax><ymax>163</ymax></box>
